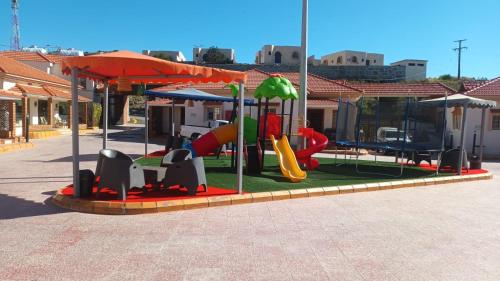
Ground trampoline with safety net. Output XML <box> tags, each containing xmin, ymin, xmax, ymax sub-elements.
<box><xmin>335</xmin><ymin>96</ymin><xmax>448</xmax><ymax>177</ymax></box>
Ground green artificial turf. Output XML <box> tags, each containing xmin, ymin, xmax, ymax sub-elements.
<box><xmin>136</xmin><ymin>155</ymin><xmax>450</xmax><ymax>193</ymax></box>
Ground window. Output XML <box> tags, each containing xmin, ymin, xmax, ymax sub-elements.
<box><xmin>351</xmin><ymin>56</ymin><xmax>358</xmax><ymax>63</ymax></box>
<box><xmin>417</xmin><ymin>63</ymin><xmax>425</xmax><ymax>66</ymax></box>
<box><xmin>206</xmin><ymin>107</ymin><xmax>222</xmax><ymax>121</ymax></box>
<box><xmin>268</xmin><ymin>51</ymin><xmax>272</xmax><ymax>55</ymax></box>
<box><xmin>15</xmin><ymin>100</ymin><xmax>22</xmax><ymax>126</ymax></box>
<box><xmin>274</xmin><ymin>51</ymin><xmax>282</xmax><ymax>64</ymax></box>
<box><xmin>292</xmin><ymin>51</ymin><xmax>299</xmax><ymax>59</ymax></box>
<box><xmin>408</xmin><ymin>63</ymin><xmax>416</xmax><ymax>66</ymax></box>
<box><xmin>336</xmin><ymin>56</ymin><xmax>343</xmax><ymax>64</ymax></box>
<box><xmin>322</xmin><ymin>60</ymin><xmax>328</xmax><ymax>65</ymax></box>
<box><xmin>374</xmin><ymin>60</ymin><xmax>376</xmax><ymax>63</ymax></box>
<box><xmin>492</xmin><ymin>115</ymin><xmax>500</xmax><ymax>130</ymax></box>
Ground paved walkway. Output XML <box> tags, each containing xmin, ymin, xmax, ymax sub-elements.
<box><xmin>1</xmin><ymin>129</ymin><xmax>500</xmax><ymax>281</ymax></box>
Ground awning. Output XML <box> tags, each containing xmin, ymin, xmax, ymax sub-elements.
<box><xmin>145</xmin><ymin>87</ymin><xmax>255</xmax><ymax>105</ymax></box>
<box><xmin>61</xmin><ymin>50</ymin><xmax>247</xmax><ymax>85</ymax></box>
<box><xmin>419</xmin><ymin>93</ymin><xmax>497</xmax><ymax>108</ymax></box>
<box><xmin>0</xmin><ymin>89</ymin><xmax>22</xmax><ymax>101</ymax></box>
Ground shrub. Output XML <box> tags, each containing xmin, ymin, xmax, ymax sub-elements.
<box><xmin>92</xmin><ymin>102</ymin><xmax>102</xmax><ymax>127</ymax></box>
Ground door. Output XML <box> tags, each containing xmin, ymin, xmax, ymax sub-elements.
<box><xmin>307</xmin><ymin>109</ymin><xmax>324</xmax><ymax>132</ymax></box>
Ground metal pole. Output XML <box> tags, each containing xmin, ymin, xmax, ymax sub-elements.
<box><xmin>144</xmin><ymin>97</ymin><xmax>149</xmax><ymax>156</ymax></box>
<box><xmin>298</xmin><ymin>0</ymin><xmax>308</xmax><ymax>149</ymax></box>
<box><xmin>479</xmin><ymin>108</ymin><xmax>486</xmax><ymax>164</ymax></box>
<box><xmin>261</xmin><ymin>98</ymin><xmax>270</xmax><ymax>167</ymax></box>
<box><xmin>457</xmin><ymin>104</ymin><xmax>468</xmax><ymax>175</ymax></box>
<box><xmin>70</xmin><ymin>68</ymin><xmax>80</xmax><ymax>198</ymax></box>
<box><xmin>171</xmin><ymin>98</ymin><xmax>175</xmax><ymax>136</ymax></box>
<box><xmin>280</xmin><ymin>99</ymin><xmax>285</xmax><ymax>136</ymax></box>
<box><xmin>288</xmin><ymin>99</ymin><xmax>294</xmax><ymax>140</ymax></box>
<box><xmin>236</xmin><ymin>82</ymin><xmax>245</xmax><ymax>194</ymax></box>
<box><xmin>103</xmin><ymin>81</ymin><xmax>109</xmax><ymax>149</ymax></box>
<box><xmin>256</xmin><ymin>98</ymin><xmax>262</xmax><ymax>144</ymax></box>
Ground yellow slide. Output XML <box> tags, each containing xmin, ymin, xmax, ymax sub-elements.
<box><xmin>270</xmin><ymin>135</ymin><xmax>307</xmax><ymax>182</ymax></box>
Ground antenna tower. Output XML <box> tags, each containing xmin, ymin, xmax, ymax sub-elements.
<box><xmin>11</xmin><ymin>0</ymin><xmax>20</xmax><ymax>50</ymax></box>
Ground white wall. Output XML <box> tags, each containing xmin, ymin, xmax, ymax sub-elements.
<box><xmin>29</xmin><ymin>98</ymin><xmax>39</xmax><ymax>125</ymax></box>
<box><xmin>464</xmin><ymin>105</ymin><xmax>500</xmax><ymax>158</ymax></box>
<box><xmin>1</xmin><ymin>80</ymin><xmax>17</xmax><ymax>90</ymax></box>
<box><xmin>321</xmin><ymin>51</ymin><xmax>384</xmax><ymax>66</ymax></box>
<box><xmin>390</xmin><ymin>60</ymin><xmax>427</xmax><ymax>81</ymax></box>
<box><xmin>257</xmin><ymin>45</ymin><xmax>302</xmax><ymax>65</ymax></box>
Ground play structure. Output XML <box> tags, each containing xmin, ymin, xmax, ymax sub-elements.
<box><xmin>253</xmin><ymin>75</ymin><xmax>328</xmax><ymax>181</ymax></box>
<box><xmin>151</xmin><ymin>74</ymin><xmax>328</xmax><ymax>184</ymax></box>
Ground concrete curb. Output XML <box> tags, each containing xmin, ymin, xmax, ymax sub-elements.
<box><xmin>0</xmin><ymin>142</ymin><xmax>34</xmax><ymax>154</ymax></box>
<box><xmin>52</xmin><ymin>172</ymin><xmax>494</xmax><ymax>215</ymax></box>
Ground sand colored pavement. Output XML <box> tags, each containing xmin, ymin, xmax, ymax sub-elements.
<box><xmin>1</xmin><ymin>128</ymin><xmax>500</xmax><ymax>281</ymax></box>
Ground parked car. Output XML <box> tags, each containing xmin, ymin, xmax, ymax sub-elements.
<box><xmin>376</xmin><ymin>127</ymin><xmax>412</xmax><ymax>143</ymax></box>
<box><xmin>180</xmin><ymin>120</ymin><xmax>229</xmax><ymax>139</ymax></box>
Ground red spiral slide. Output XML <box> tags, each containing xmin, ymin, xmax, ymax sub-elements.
<box><xmin>294</xmin><ymin>128</ymin><xmax>329</xmax><ymax>170</ymax></box>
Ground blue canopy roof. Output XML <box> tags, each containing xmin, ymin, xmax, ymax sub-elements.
<box><xmin>145</xmin><ymin>87</ymin><xmax>255</xmax><ymax>105</ymax></box>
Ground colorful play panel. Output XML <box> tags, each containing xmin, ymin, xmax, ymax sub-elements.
<box><xmin>52</xmin><ymin>154</ymin><xmax>492</xmax><ymax>215</ymax></box>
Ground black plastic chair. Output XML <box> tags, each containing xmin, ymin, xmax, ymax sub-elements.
<box><xmin>163</xmin><ymin>157</ymin><xmax>207</xmax><ymax>196</ymax></box>
<box><xmin>440</xmin><ymin>148</ymin><xmax>469</xmax><ymax>172</ymax></box>
<box><xmin>95</xmin><ymin>149</ymin><xmax>145</xmax><ymax>200</ymax></box>
<box><xmin>160</xmin><ymin>149</ymin><xmax>192</xmax><ymax>168</ymax></box>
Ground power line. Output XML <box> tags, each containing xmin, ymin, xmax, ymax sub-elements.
<box><xmin>453</xmin><ymin>39</ymin><xmax>467</xmax><ymax>80</ymax></box>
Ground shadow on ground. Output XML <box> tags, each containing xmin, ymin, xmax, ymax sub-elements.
<box><xmin>0</xmin><ymin>193</ymin><xmax>70</xmax><ymax>220</ymax></box>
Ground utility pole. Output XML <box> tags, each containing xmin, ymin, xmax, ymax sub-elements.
<box><xmin>298</xmin><ymin>0</ymin><xmax>308</xmax><ymax>149</ymax></box>
<box><xmin>453</xmin><ymin>39</ymin><xmax>467</xmax><ymax>80</ymax></box>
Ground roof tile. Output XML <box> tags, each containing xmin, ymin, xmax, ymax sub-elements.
<box><xmin>0</xmin><ymin>54</ymin><xmax>70</xmax><ymax>86</ymax></box>
<box><xmin>465</xmin><ymin>77</ymin><xmax>500</xmax><ymax>97</ymax></box>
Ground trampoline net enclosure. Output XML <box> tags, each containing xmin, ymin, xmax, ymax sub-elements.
<box><xmin>335</xmin><ymin>97</ymin><xmax>446</xmax><ymax>152</ymax></box>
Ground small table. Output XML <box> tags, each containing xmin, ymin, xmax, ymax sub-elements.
<box><xmin>142</xmin><ymin>166</ymin><xmax>167</xmax><ymax>190</ymax></box>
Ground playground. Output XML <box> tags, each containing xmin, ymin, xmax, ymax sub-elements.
<box><xmin>52</xmin><ymin>50</ymin><xmax>493</xmax><ymax>214</ymax></box>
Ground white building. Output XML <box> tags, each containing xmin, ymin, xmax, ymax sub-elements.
<box><xmin>142</xmin><ymin>50</ymin><xmax>186</xmax><ymax>62</ymax></box>
<box><xmin>255</xmin><ymin>45</ymin><xmax>302</xmax><ymax>65</ymax></box>
<box><xmin>321</xmin><ymin>50</ymin><xmax>384</xmax><ymax>66</ymax></box>
<box><xmin>0</xmin><ymin>50</ymin><xmax>94</xmax><ymax>99</ymax></box>
<box><xmin>390</xmin><ymin>59</ymin><xmax>427</xmax><ymax>81</ymax></box>
<box><xmin>456</xmin><ymin>78</ymin><xmax>500</xmax><ymax>158</ymax></box>
<box><xmin>193</xmin><ymin>47</ymin><xmax>235</xmax><ymax>64</ymax></box>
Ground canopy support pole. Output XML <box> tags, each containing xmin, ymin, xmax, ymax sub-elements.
<box><xmin>479</xmin><ymin>108</ymin><xmax>486</xmax><ymax>164</ymax></box>
<box><xmin>171</xmin><ymin>98</ymin><xmax>175</xmax><ymax>136</ymax></box>
<box><xmin>144</xmin><ymin>97</ymin><xmax>149</xmax><ymax>156</ymax></box>
<box><xmin>236</xmin><ymin>82</ymin><xmax>245</xmax><ymax>194</ymax></box>
<box><xmin>71</xmin><ymin>67</ymin><xmax>80</xmax><ymax>198</ymax></box>
<box><xmin>103</xmin><ymin>81</ymin><xmax>109</xmax><ymax>149</ymax></box>
<box><xmin>458</xmin><ymin>104</ymin><xmax>468</xmax><ymax>175</ymax></box>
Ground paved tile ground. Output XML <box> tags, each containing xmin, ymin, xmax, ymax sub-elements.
<box><xmin>1</xmin><ymin>128</ymin><xmax>500</xmax><ymax>281</ymax></box>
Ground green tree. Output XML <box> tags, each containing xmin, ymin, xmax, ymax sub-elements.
<box><xmin>202</xmin><ymin>46</ymin><xmax>232</xmax><ymax>64</ymax></box>
<box><xmin>152</xmin><ymin>53</ymin><xmax>174</xmax><ymax>61</ymax></box>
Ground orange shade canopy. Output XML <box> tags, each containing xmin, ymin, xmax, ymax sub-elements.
<box><xmin>61</xmin><ymin>50</ymin><xmax>246</xmax><ymax>85</ymax></box>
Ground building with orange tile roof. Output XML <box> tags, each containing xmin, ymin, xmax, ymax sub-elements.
<box><xmin>458</xmin><ymin>77</ymin><xmax>500</xmax><ymax>157</ymax></box>
<box><xmin>0</xmin><ymin>54</ymin><xmax>91</xmax><ymax>140</ymax></box>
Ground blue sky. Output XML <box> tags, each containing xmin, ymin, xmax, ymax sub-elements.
<box><xmin>0</xmin><ymin>0</ymin><xmax>498</xmax><ymax>79</ymax></box>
